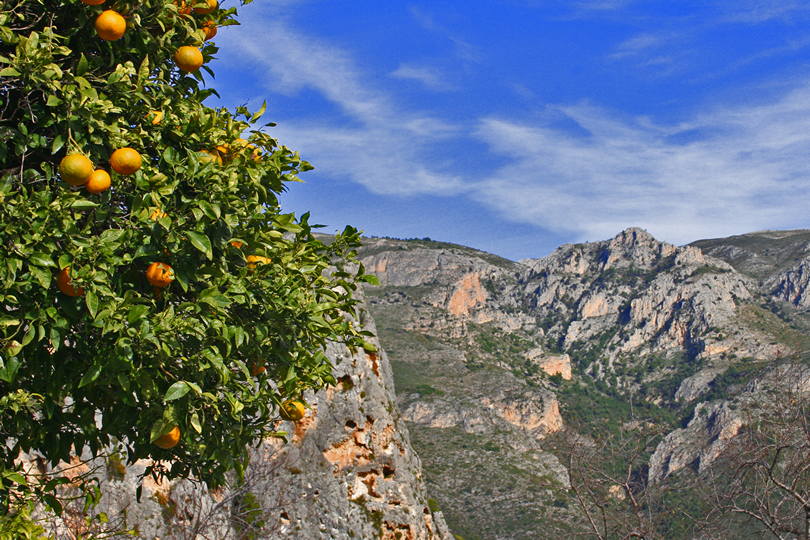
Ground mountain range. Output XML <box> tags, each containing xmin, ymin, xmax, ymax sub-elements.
<box><xmin>32</xmin><ymin>227</ymin><xmax>810</xmax><ymax>539</ymax></box>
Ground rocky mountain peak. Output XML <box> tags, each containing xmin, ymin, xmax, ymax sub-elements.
<box><xmin>601</xmin><ymin>227</ymin><xmax>676</xmax><ymax>270</ymax></box>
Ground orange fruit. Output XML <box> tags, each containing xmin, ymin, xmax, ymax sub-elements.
<box><xmin>145</xmin><ymin>262</ymin><xmax>174</xmax><ymax>288</ymax></box>
<box><xmin>229</xmin><ymin>240</ymin><xmax>244</xmax><ymax>249</ymax></box>
<box><xmin>175</xmin><ymin>0</ymin><xmax>191</xmax><ymax>14</ymax></box>
<box><xmin>250</xmin><ymin>363</ymin><xmax>266</xmax><ymax>376</ymax></box>
<box><xmin>85</xmin><ymin>169</ymin><xmax>111</xmax><ymax>194</ymax></box>
<box><xmin>56</xmin><ymin>267</ymin><xmax>84</xmax><ymax>297</ymax></box>
<box><xmin>109</xmin><ymin>147</ymin><xmax>142</xmax><ymax>175</ymax></box>
<box><xmin>246</xmin><ymin>255</ymin><xmax>271</xmax><ymax>269</ymax></box>
<box><xmin>59</xmin><ymin>154</ymin><xmax>94</xmax><ymax>186</ymax></box>
<box><xmin>153</xmin><ymin>426</ymin><xmax>181</xmax><ymax>449</ymax></box>
<box><xmin>193</xmin><ymin>0</ymin><xmax>217</xmax><ymax>15</ymax></box>
<box><xmin>147</xmin><ymin>110</ymin><xmax>163</xmax><ymax>125</ymax></box>
<box><xmin>95</xmin><ymin>10</ymin><xmax>126</xmax><ymax>41</ymax></box>
<box><xmin>81</xmin><ymin>0</ymin><xmax>105</xmax><ymax>4</ymax></box>
<box><xmin>174</xmin><ymin>46</ymin><xmax>204</xmax><ymax>73</ymax></box>
<box><xmin>201</xmin><ymin>20</ymin><xmax>217</xmax><ymax>40</ymax></box>
<box><xmin>247</xmin><ymin>144</ymin><xmax>262</xmax><ymax>161</ymax></box>
<box><xmin>150</xmin><ymin>208</ymin><xmax>168</xmax><ymax>221</ymax></box>
<box><xmin>279</xmin><ymin>400</ymin><xmax>305</xmax><ymax>421</ymax></box>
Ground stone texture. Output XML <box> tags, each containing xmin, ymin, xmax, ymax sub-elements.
<box><xmin>31</xmin><ymin>304</ymin><xmax>451</xmax><ymax>540</ymax></box>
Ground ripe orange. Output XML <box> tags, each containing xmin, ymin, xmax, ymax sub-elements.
<box><xmin>145</xmin><ymin>262</ymin><xmax>174</xmax><ymax>288</ymax></box>
<box><xmin>59</xmin><ymin>154</ymin><xmax>94</xmax><ymax>186</ymax></box>
<box><xmin>247</xmin><ymin>144</ymin><xmax>262</xmax><ymax>161</ymax></box>
<box><xmin>150</xmin><ymin>208</ymin><xmax>168</xmax><ymax>221</ymax></box>
<box><xmin>279</xmin><ymin>400</ymin><xmax>306</xmax><ymax>421</ymax></box>
<box><xmin>174</xmin><ymin>0</ymin><xmax>191</xmax><ymax>14</ymax></box>
<box><xmin>250</xmin><ymin>363</ymin><xmax>266</xmax><ymax>376</ymax></box>
<box><xmin>246</xmin><ymin>255</ymin><xmax>271</xmax><ymax>269</ymax></box>
<box><xmin>201</xmin><ymin>20</ymin><xmax>217</xmax><ymax>41</ymax></box>
<box><xmin>95</xmin><ymin>10</ymin><xmax>126</xmax><ymax>41</ymax></box>
<box><xmin>174</xmin><ymin>46</ymin><xmax>204</xmax><ymax>73</ymax></box>
<box><xmin>81</xmin><ymin>0</ymin><xmax>105</xmax><ymax>4</ymax></box>
<box><xmin>56</xmin><ymin>267</ymin><xmax>84</xmax><ymax>297</ymax></box>
<box><xmin>109</xmin><ymin>147</ymin><xmax>142</xmax><ymax>175</ymax></box>
<box><xmin>193</xmin><ymin>0</ymin><xmax>217</xmax><ymax>15</ymax></box>
<box><xmin>153</xmin><ymin>426</ymin><xmax>181</xmax><ymax>449</ymax></box>
<box><xmin>229</xmin><ymin>240</ymin><xmax>244</xmax><ymax>249</ymax></box>
<box><xmin>85</xmin><ymin>170</ymin><xmax>111</xmax><ymax>194</ymax></box>
<box><xmin>147</xmin><ymin>110</ymin><xmax>163</xmax><ymax>125</ymax></box>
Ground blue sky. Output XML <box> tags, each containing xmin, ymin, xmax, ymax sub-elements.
<box><xmin>210</xmin><ymin>0</ymin><xmax>810</xmax><ymax>260</ymax></box>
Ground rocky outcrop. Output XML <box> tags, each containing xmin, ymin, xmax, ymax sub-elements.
<box><xmin>767</xmin><ymin>257</ymin><xmax>810</xmax><ymax>309</ymax></box>
<box><xmin>648</xmin><ymin>400</ymin><xmax>743</xmax><ymax>483</ymax></box>
<box><xmin>33</xmin><ymin>309</ymin><xmax>451</xmax><ymax>540</ymax></box>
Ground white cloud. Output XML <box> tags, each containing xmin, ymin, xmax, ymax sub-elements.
<box><xmin>390</xmin><ymin>63</ymin><xmax>455</xmax><ymax>92</ymax></box>
<box><xmin>471</xmin><ymin>86</ymin><xmax>810</xmax><ymax>244</ymax></box>
<box><xmin>719</xmin><ymin>1</ymin><xmax>810</xmax><ymax>23</ymax></box>
<box><xmin>219</xmin><ymin>2</ymin><xmax>810</xmax><ymax>246</ymax></box>
<box><xmin>217</xmin><ymin>4</ymin><xmax>465</xmax><ymax>196</ymax></box>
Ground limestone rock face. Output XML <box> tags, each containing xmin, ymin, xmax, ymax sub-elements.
<box><xmin>358</xmin><ymin>229</ymin><xmax>810</xmax><ymax>537</ymax></box>
<box><xmin>33</xmin><ymin>308</ymin><xmax>451</xmax><ymax>540</ymax></box>
<box><xmin>648</xmin><ymin>401</ymin><xmax>743</xmax><ymax>483</ymax></box>
<box><xmin>768</xmin><ymin>257</ymin><xmax>810</xmax><ymax>309</ymax></box>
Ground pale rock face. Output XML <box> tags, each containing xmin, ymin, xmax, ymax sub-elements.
<box><xmin>31</xmin><ymin>306</ymin><xmax>452</xmax><ymax>540</ymax></box>
<box><xmin>648</xmin><ymin>401</ymin><xmax>743</xmax><ymax>483</ymax></box>
<box><xmin>481</xmin><ymin>395</ymin><xmax>563</xmax><ymax>436</ymax></box>
<box><xmin>768</xmin><ymin>257</ymin><xmax>810</xmax><ymax>308</ymax></box>
<box><xmin>579</xmin><ymin>293</ymin><xmax>614</xmax><ymax>319</ymax></box>
<box><xmin>674</xmin><ymin>368</ymin><xmax>724</xmax><ymax>402</ymax></box>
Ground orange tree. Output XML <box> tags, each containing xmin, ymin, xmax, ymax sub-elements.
<box><xmin>0</xmin><ymin>0</ymin><xmax>375</xmax><ymax>518</ymax></box>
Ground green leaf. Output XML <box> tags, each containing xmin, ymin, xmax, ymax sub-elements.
<box><xmin>164</xmin><ymin>381</ymin><xmax>191</xmax><ymax>401</ymax></box>
<box><xmin>199</xmin><ymin>288</ymin><xmax>230</xmax><ymax>308</ymax></box>
<box><xmin>29</xmin><ymin>253</ymin><xmax>56</xmax><ymax>267</ymax></box>
<box><xmin>187</xmin><ymin>231</ymin><xmax>212</xmax><ymax>260</ymax></box>
<box><xmin>51</xmin><ymin>134</ymin><xmax>65</xmax><ymax>154</ymax></box>
<box><xmin>0</xmin><ymin>67</ymin><xmax>20</xmax><ymax>76</ymax></box>
<box><xmin>78</xmin><ymin>364</ymin><xmax>102</xmax><ymax>388</ymax></box>
<box><xmin>0</xmin><ymin>357</ymin><xmax>20</xmax><ymax>383</ymax></box>
<box><xmin>137</xmin><ymin>55</ymin><xmax>150</xmax><ymax>84</ymax></box>
<box><xmin>85</xmin><ymin>291</ymin><xmax>98</xmax><ymax>319</ymax></box>
<box><xmin>190</xmin><ymin>412</ymin><xmax>202</xmax><ymax>434</ymax></box>
<box><xmin>20</xmin><ymin>324</ymin><xmax>35</xmax><ymax>347</ymax></box>
<box><xmin>4</xmin><ymin>471</ymin><xmax>26</xmax><ymax>485</ymax></box>
<box><xmin>198</xmin><ymin>201</ymin><xmax>219</xmax><ymax>220</ymax></box>
<box><xmin>70</xmin><ymin>199</ymin><xmax>98</xmax><ymax>209</ymax></box>
<box><xmin>250</xmin><ymin>101</ymin><xmax>267</xmax><ymax>122</ymax></box>
<box><xmin>126</xmin><ymin>305</ymin><xmax>149</xmax><ymax>325</ymax></box>
<box><xmin>30</xmin><ymin>265</ymin><xmax>50</xmax><ymax>289</ymax></box>
<box><xmin>76</xmin><ymin>53</ymin><xmax>89</xmax><ymax>76</ymax></box>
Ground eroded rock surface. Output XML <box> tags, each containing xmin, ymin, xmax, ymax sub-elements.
<box><xmin>31</xmin><ymin>307</ymin><xmax>451</xmax><ymax>540</ymax></box>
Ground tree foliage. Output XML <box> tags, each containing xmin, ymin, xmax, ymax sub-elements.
<box><xmin>0</xmin><ymin>0</ymin><xmax>375</xmax><ymax>517</ymax></box>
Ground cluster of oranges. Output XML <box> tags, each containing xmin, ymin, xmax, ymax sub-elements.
<box><xmin>82</xmin><ymin>0</ymin><xmax>214</xmax><ymax>70</ymax></box>
<box><xmin>53</xmin><ymin>0</ymin><xmax>298</xmax><ymax>450</ymax></box>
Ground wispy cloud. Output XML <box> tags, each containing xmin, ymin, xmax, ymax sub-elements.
<box><xmin>218</xmin><ymin>4</ymin><xmax>465</xmax><ymax>196</ymax></box>
<box><xmin>471</xmin><ymin>86</ymin><xmax>810</xmax><ymax>244</ymax></box>
<box><xmin>390</xmin><ymin>63</ymin><xmax>456</xmax><ymax>92</ymax></box>
<box><xmin>719</xmin><ymin>0</ymin><xmax>810</xmax><ymax>23</ymax></box>
<box><xmin>220</xmin><ymin>2</ymin><xmax>810</xmax><ymax>247</ymax></box>
<box><xmin>608</xmin><ymin>33</ymin><xmax>666</xmax><ymax>60</ymax></box>
<box><xmin>408</xmin><ymin>5</ymin><xmax>482</xmax><ymax>65</ymax></box>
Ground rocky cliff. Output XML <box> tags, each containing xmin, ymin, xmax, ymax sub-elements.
<box><xmin>33</xmin><ymin>305</ymin><xmax>452</xmax><ymax>540</ymax></box>
<box><xmin>357</xmin><ymin>228</ymin><xmax>810</xmax><ymax>538</ymax></box>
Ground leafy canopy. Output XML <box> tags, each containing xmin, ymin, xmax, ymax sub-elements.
<box><xmin>0</xmin><ymin>0</ymin><xmax>376</xmax><ymax>514</ymax></box>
